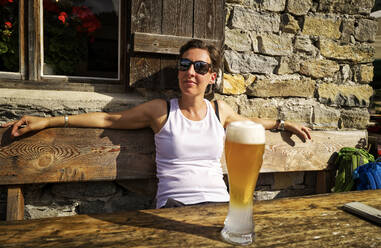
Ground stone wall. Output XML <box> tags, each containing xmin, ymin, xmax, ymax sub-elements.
<box><xmin>220</xmin><ymin>0</ymin><xmax>376</xmax><ymax>130</ymax></box>
<box><xmin>0</xmin><ymin>0</ymin><xmax>378</xmax><ymax>220</ymax></box>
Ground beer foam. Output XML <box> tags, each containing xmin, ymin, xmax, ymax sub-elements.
<box><xmin>226</xmin><ymin>121</ymin><xmax>265</xmax><ymax>144</ymax></box>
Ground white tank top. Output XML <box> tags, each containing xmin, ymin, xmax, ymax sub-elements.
<box><xmin>154</xmin><ymin>98</ymin><xmax>229</xmax><ymax>208</ymax></box>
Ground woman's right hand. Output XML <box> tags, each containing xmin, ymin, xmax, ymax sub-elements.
<box><xmin>1</xmin><ymin>116</ymin><xmax>50</xmax><ymax>138</ymax></box>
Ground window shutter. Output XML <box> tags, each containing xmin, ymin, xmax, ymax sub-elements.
<box><xmin>129</xmin><ymin>0</ymin><xmax>225</xmax><ymax>89</ymax></box>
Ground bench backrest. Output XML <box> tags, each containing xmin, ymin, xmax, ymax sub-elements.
<box><xmin>0</xmin><ymin>127</ymin><xmax>367</xmax><ymax>221</ymax></box>
<box><xmin>0</xmin><ymin>127</ymin><xmax>156</xmax><ymax>186</ymax></box>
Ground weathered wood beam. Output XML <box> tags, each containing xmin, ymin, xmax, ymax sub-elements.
<box><xmin>133</xmin><ymin>32</ymin><xmax>219</xmax><ymax>55</ymax></box>
<box><xmin>0</xmin><ymin>128</ymin><xmax>367</xmax><ymax>185</ymax></box>
<box><xmin>6</xmin><ymin>186</ymin><xmax>24</xmax><ymax>221</ymax></box>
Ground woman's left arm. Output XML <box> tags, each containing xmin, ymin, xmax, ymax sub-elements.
<box><xmin>250</xmin><ymin>117</ymin><xmax>311</xmax><ymax>142</ymax></box>
<box><xmin>217</xmin><ymin>100</ymin><xmax>311</xmax><ymax>142</ymax></box>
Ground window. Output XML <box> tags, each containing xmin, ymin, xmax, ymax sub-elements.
<box><xmin>0</xmin><ymin>0</ymin><xmax>21</xmax><ymax>75</ymax></box>
<box><xmin>0</xmin><ymin>0</ymin><xmax>126</xmax><ymax>91</ymax></box>
<box><xmin>0</xmin><ymin>0</ymin><xmax>224</xmax><ymax>93</ymax></box>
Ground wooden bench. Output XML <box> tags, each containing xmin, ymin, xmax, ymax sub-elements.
<box><xmin>0</xmin><ymin>127</ymin><xmax>366</xmax><ymax>221</ymax></box>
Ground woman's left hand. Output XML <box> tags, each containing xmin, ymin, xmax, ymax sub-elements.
<box><xmin>284</xmin><ymin>122</ymin><xmax>312</xmax><ymax>142</ymax></box>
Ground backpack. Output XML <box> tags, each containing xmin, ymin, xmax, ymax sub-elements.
<box><xmin>332</xmin><ymin>147</ymin><xmax>375</xmax><ymax>192</ymax></box>
<box><xmin>353</xmin><ymin>158</ymin><xmax>381</xmax><ymax>190</ymax></box>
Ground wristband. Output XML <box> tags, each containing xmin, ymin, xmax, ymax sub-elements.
<box><xmin>277</xmin><ymin>119</ymin><xmax>285</xmax><ymax>131</ymax></box>
<box><xmin>64</xmin><ymin>115</ymin><xmax>69</xmax><ymax>128</ymax></box>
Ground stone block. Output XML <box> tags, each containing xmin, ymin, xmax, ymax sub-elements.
<box><xmin>340</xmin><ymin>18</ymin><xmax>355</xmax><ymax>43</ymax></box>
<box><xmin>319</xmin><ymin>38</ymin><xmax>375</xmax><ymax>63</ymax></box>
<box><xmin>276</xmin><ymin>55</ymin><xmax>300</xmax><ymax>75</ymax></box>
<box><xmin>224</xmin><ymin>50</ymin><xmax>278</xmax><ymax>74</ymax></box>
<box><xmin>287</xmin><ymin>0</ymin><xmax>313</xmax><ymax>15</ymax></box>
<box><xmin>317</xmin><ymin>83</ymin><xmax>373</xmax><ymax>107</ymax></box>
<box><xmin>294</xmin><ymin>35</ymin><xmax>318</xmax><ymax>56</ymax></box>
<box><xmin>222</xmin><ymin>73</ymin><xmax>248</xmax><ymax>95</ymax></box>
<box><xmin>224</xmin><ymin>28</ymin><xmax>252</xmax><ymax>52</ymax></box>
<box><xmin>300</xmin><ymin>59</ymin><xmax>340</xmax><ymax>78</ymax></box>
<box><xmin>317</xmin><ymin>0</ymin><xmax>374</xmax><ymax>15</ymax></box>
<box><xmin>261</xmin><ymin>0</ymin><xmax>286</xmax><ymax>12</ymax></box>
<box><xmin>312</xmin><ymin>103</ymin><xmax>340</xmax><ymax>129</ymax></box>
<box><xmin>212</xmin><ymin>94</ymin><xmax>247</xmax><ymax>113</ymax></box>
<box><xmin>280</xmin><ymin>13</ymin><xmax>300</xmax><ymax>33</ymax></box>
<box><xmin>26</xmin><ymin>202</ymin><xmax>79</xmax><ymax>219</ymax></box>
<box><xmin>354</xmin><ymin>64</ymin><xmax>374</xmax><ymax>83</ymax></box>
<box><xmin>341</xmin><ymin>65</ymin><xmax>353</xmax><ymax>83</ymax></box>
<box><xmin>355</xmin><ymin>19</ymin><xmax>378</xmax><ymax>42</ymax></box>
<box><xmin>340</xmin><ymin>108</ymin><xmax>370</xmax><ymax>129</ymax></box>
<box><xmin>247</xmin><ymin>76</ymin><xmax>315</xmax><ymax>98</ymax></box>
<box><xmin>239</xmin><ymin>98</ymin><xmax>279</xmax><ymax>119</ymax></box>
<box><xmin>258</xmin><ymin>33</ymin><xmax>293</xmax><ymax>56</ymax></box>
<box><xmin>249</xmin><ymin>32</ymin><xmax>259</xmax><ymax>52</ymax></box>
<box><xmin>278</xmin><ymin>98</ymin><xmax>314</xmax><ymax>124</ymax></box>
<box><xmin>302</xmin><ymin>15</ymin><xmax>341</xmax><ymax>40</ymax></box>
<box><xmin>254</xmin><ymin>190</ymin><xmax>280</xmax><ymax>200</ymax></box>
<box><xmin>272</xmin><ymin>172</ymin><xmax>305</xmax><ymax>190</ymax></box>
<box><xmin>230</xmin><ymin>6</ymin><xmax>280</xmax><ymax>32</ymax></box>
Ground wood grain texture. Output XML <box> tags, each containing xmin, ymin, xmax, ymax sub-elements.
<box><xmin>0</xmin><ymin>190</ymin><xmax>380</xmax><ymax>247</ymax></box>
<box><xmin>0</xmin><ymin>128</ymin><xmax>367</xmax><ymax>186</ymax></box>
<box><xmin>222</xmin><ymin>130</ymin><xmax>367</xmax><ymax>173</ymax></box>
<box><xmin>130</xmin><ymin>0</ymin><xmax>162</xmax><ymax>87</ymax></box>
<box><xmin>6</xmin><ymin>186</ymin><xmax>24</xmax><ymax>221</ymax></box>
<box><xmin>133</xmin><ymin>33</ymin><xmax>219</xmax><ymax>55</ymax></box>
<box><xmin>0</xmin><ymin>127</ymin><xmax>155</xmax><ymax>185</ymax></box>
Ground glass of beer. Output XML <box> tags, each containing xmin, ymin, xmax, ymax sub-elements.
<box><xmin>221</xmin><ymin>120</ymin><xmax>265</xmax><ymax>245</ymax></box>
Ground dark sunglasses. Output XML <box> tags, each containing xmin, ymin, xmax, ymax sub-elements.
<box><xmin>178</xmin><ymin>58</ymin><xmax>212</xmax><ymax>75</ymax></box>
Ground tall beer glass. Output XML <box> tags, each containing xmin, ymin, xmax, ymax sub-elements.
<box><xmin>221</xmin><ymin>121</ymin><xmax>265</xmax><ymax>245</ymax></box>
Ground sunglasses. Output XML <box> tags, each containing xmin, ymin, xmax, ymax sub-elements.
<box><xmin>178</xmin><ymin>58</ymin><xmax>212</xmax><ymax>75</ymax></box>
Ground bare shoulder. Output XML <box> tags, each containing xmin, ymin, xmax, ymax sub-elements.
<box><xmin>143</xmin><ymin>98</ymin><xmax>169</xmax><ymax>133</ymax></box>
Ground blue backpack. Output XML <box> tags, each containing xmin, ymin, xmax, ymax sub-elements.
<box><xmin>353</xmin><ymin>158</ymin><xmax>381</xmax><ymax>190</ymax></box>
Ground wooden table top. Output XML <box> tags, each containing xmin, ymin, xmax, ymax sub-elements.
<box><xmin>1</xmin><ymin>190</ymin><xmax>380</xmax><ymax>247</ymax></box>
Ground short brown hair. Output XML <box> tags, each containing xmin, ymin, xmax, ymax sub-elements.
<box><xmin>179</xmin><ymin>39</ymin><xmax>221</xmax><ymax>73</ymax></box>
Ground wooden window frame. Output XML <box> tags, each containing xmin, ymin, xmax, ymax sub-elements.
<box><xmin>0</xmin><ymin>0</ymin><xmax>127</xmax><ymax>93</ymax></box>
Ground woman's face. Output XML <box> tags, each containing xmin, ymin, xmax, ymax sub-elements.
<box><xmin>178</xmin><ymin>48</ymin><xmax>217</xmax><ymax>97</ymax></box>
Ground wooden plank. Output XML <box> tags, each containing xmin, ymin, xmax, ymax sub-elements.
<box><xmin>0</xmin><ymin>128</ymin><xmax>156</xmax><ymax>185</ymax></box>
<box><xmin>6</xmin><ymin>186</ymin><xmax>24</xmax><ymax>221</ymax></box>
<box><xmin>0</xmin><ymin>190</ymin><xmax>380</xmax><ymax>247</ymax></box>
<box><xmin>221</xmin><ymin>130</ymin><xmax>368</xmax><ymax>173</ymax></box>
<box><xmin>133</xmin><ymin>33</ymin><xmax>219</xmax><ymax>55</ymax></box>
<box><xmin>194</xmin><ymin>0</ymin><xmax>224</xmax><ymax>43</ymax></box>
<box><xmin>28</xmin><ymin>0</ymin><xmax>41</xmax><ymax>80</ymax></box>
<box><xmin>0</xmin><ymin>129</ymin><xmax>368</xmax><ymax>185</ymax></box>
<box><xmin>162</xmin><ymin>0</ymin><xmax>193</xmax><ymax>36</ymax></box>
<box><xmin>161</xmin><ymin>0</ymin><xmax>193</xmax><ymax>89</ymax></box>
<box><xmin>129</xmin><ymin>0</ymin><xmax>162</xmax><ymax>88</ymax></box>
<box><xmin>19</xmin><ymin>0</ymin><xmax>26</xmax><ymax>78</ymax></box>
<box><xmin>316</xmin><ymin>171</ymin><xmax>328</xmax><ymax>194</ymax></box>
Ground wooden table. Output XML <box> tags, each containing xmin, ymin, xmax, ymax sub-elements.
<box><xmin>1</xmin><ymin>190</ymin><xmax>380</xmax><ymax>247</ymax></box>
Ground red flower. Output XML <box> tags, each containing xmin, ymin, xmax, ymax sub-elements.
<box><xmin>4</xmin><ymin>21</ymin><xmax>12</xmax><ymax>28</ymax></box>
<box><xmin>58</xmin><ymin>12</ymin><xmax>68</xmax><ymax>24</ymax></box>
<box><xmin>72</xmin><ymin>6</ymin><xmax>101</xmax><ymax>33</ymax></box>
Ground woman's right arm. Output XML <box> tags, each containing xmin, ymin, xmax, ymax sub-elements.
<box><xmin>1</xmin><ymin>99</ymin><xmax>168</xmax><ymax>137</ymax></box>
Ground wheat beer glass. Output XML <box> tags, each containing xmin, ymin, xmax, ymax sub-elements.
<box><xmin>221</xmin><ymin>121</ymin><xmax>265</xmax><ymax>245</ymax></box>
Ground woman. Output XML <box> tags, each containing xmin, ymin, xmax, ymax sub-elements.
<box><xmin>2</xmin><ymin>39</ymin><xmax>311</xmax><ymax>208</ymax></box>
